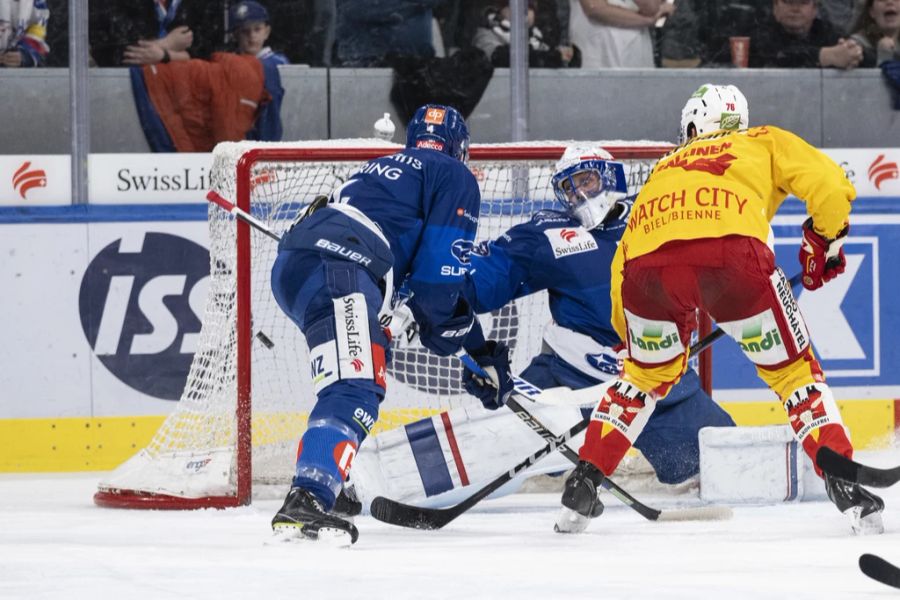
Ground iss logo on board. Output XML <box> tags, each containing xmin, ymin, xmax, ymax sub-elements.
<box><xmin>79</xmin><ymin>232</ymin><xmax>210</xmax><ymax>400</ymax></box>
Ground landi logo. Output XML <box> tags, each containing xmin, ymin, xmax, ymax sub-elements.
<box><xmin>12</xmin><ymin>161</ymin><xmax>47</xmax><ymax>199</ymax></box>
<box><xmin>79</xmin><ymin>232</ymin><xmax>210</xmax><ymax>400</ymax></box>
<box><xmin>868</xmin><ymin>154</ymin><xmax>898</xmax><ymax>190</ymax></box>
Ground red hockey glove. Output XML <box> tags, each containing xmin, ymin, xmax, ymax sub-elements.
<box><xmin>799</xmin><ymin>218</ymin><xmax>849</xmax><ymax>291</ymax></box>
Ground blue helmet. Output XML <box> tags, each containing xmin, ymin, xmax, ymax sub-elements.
<box><xmin>405</xmin><ymin>104</ymin><xmax>470</xmax><ymax>163</ymax></box>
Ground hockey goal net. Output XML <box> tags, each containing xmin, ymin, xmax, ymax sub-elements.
<box><xmin>95</xmin><ymin>139</ymin><xmax>706</xmax><ymax>509</ymax></box>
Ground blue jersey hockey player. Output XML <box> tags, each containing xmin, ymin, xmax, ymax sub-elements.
<box><xmin>461</xmin><ymin>145</ymin><xmax>735</xmax><ymax>526</ymax></box>
<box><xmin>269</xmin><ymin>104</ymin><xmax>514</xmax><ymax>545</ymax></box>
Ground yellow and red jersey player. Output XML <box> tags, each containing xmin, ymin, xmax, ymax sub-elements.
<box><xmin>585</xmin><ymin>84</ymin><xmax>855</xmax><ymax>486</ymax></box>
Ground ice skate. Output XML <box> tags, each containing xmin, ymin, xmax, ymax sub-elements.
<box><xmin>824</xmin><ymin>473</ymin><xmax>884</xmax><ymax>535</ymax></box>
<box><xmin>271</xmin><ymin>488</ymin><xmax>359</xmax><ymax>546</ymax></box>
<box><xmin>332</xmin><ymin>484</ymin><xmax>362</xmax><ymax>519</ymax></box>
<box><xmin>555</xmin><ymin>461</ymin><xmax>605</xmax><ymax>534</ymax></box>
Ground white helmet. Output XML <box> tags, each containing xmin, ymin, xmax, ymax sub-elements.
<box><xmin>551</xmin><ymin>145</ymin><xmax>628</xmax><ymax>230</ymax></box>
<box><xmin>680</xmin><ymin>84</ymin><xmax>749</xmax><ymax>143</ymax></box>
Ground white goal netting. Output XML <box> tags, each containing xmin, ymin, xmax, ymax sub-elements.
<box><xmin>95</xmin><ymin>139</ymin><xmax>671</xmax><ymax>508</ymax></box>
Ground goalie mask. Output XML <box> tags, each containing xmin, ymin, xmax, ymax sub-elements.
<box><xmin>551</xmin><ymin>145</ymin><xmax>628</xmax><ymax>230</ymax></box>
<box><xmin>680</xmin><ymin>84</ymin><xmax>749</xmax><ymax>143</ymax></box>
<box><xmin>406</xmin><ymin>104</ymin><xmax>470</xmax><ymax>163</ymax></box>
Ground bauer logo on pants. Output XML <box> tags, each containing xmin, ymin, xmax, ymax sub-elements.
<box><xmin>79</xmin><ymin>232</ymin><xmax>209</xmax><ymax>400</ymax></box>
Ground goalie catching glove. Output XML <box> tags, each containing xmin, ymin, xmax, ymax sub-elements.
<box><xmin>463</xmin><ymin>341</ymin><xmax>514</xmax><ymax>410</ymax></box>
<box><xmin>799</xmin><ymin>217</ymin><xmax>849</xmax><ymax>291</ymax></box>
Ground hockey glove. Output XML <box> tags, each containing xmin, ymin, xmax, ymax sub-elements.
<box><xmin>463</xmin><ymin>341</ymin><xmax>514</xmax><ymax>410</ymax></box>
<box><xmin>414</xmin><ymin>296</ymin><xmax>477</xmax><ymax>357</ymax></box>
<box><xmin>799</xmin><ymin>218</ymin><xmax>849</xmax><ymax>291</ymax></box>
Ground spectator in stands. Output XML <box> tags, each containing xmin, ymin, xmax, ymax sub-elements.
<box><xmin>850</xmin><ymin>0</ymin><xmax>900</xmax><ymax>66</ymax></box>
<box><xmin>473</xmin><ymin>0</ymin><xmax>579</xmax><ymax>67</ymax></box>
<box><xmin>748</xmin><ymin>0</ymin><xmax>863</xmax><ymax>68</ymax></box>
<box><xmin>818</xmin><ymin>0</ymin><xmax>857</xmax><ymax>35</ymax></box>
<box><xmin>262</xmin><ymin>0</ymin><xmax>335</xmax><ymax>66</ymax></box>
<box><xmin>89</xmin><ymin>2</ymin><xmax>226</xmax><ymax>67</ymax></box>
<box><xmin>568</xmin><ymin>0</ymin><xmax>675</xmax><ymax>68</ymax></box>
<box><xmin>659</xmin><ymin>0</ymin><xmax>703</xmax><ymax>67</ymax></box>
<box><xmin>334</xmin><ymin>0</ymin><xmax>443</xmax><ymax>67</ymax></box>
<box><xmin>229</xmin><ymin>0</ymin><xmax>289</xmax><ymax>67</ymax></box>
<box><xmin>0</xmin><ymin>0</ymin><xmax>50</xmax><ymax>67</ymax></box>
<box><xmin>228</xmin><ymin>0</ymin><xmax>287</xmax><ymax>141</ymax></box>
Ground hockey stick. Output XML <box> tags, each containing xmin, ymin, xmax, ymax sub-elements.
<box><xmin>207</xmin><ymin>190</ymin><xmax>281</xmax><ymax>242</ymax></box>
<box><xmin>459</xmin><ymin>348</ymin><xmax>732</xmax><ymax>522</ymax></box>
<box><xmin>815</xmin><ymin>446</ymin><xmax>900</xmax><ymax>489</ymax></box>
<box><xmin>504</xmin><ymin>396</ymin><xmax>732</xmax><ymax>522</ymax></box>
<box><xmin>859</xmin><ymin>554</ymin><xmax>900</xmax><ymax>589</ymax></box>
<box><xmin>369</xmin><ymin>418</ymin><xmax>589</xmax><ymax>530</ymax></box>
<box><xmin>371</xmin><ymin>322</ymin><xmax>743</xmax><ymax>530</ymax></box>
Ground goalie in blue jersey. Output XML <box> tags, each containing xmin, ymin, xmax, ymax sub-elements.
<box><xmin>350</xmin><ymin>145</ymin><xmax>734</xmax><ymax>521</ymax></box>
<box><xmin>269</xmin><ymin>104</ymin><xmax>514</xmax><ymax>545</ymax></box>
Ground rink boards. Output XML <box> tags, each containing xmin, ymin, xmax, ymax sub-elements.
<box><xmin>1</xmin><ymin>150</ymin><xmax>899</xmax><ymax>471</ymax></box>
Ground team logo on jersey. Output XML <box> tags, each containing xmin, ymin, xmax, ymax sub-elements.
<box><xmin>451</xmin><ymin>239</ymin><xmax>474</xmax><ymax>265</ymax></box>
<box><xmin>79</xmin><ymin>232</ymin><xmax>209</xmax><ymax>400</ymax></box>
<box><xmin>545</xmin><ymin>227</ymin><xmax>597</xmax><ymax>259</ymax></box>
<box><xmin>585</xmin><ymin>352</ymin><xmax>620</xmax><ymax>376</ymax></box>
<box><xmin>592</xmin><ymin>381</ymin><xmax>648</xmax><ymax>436</ymax></box>
<box><xmin>784</xmin><ymin>384</ymin><xmax>833</xmax><ymax>442</ymax></box>
<box><xmin>424</xmin><ymin>107</ymin><xmax>446</xmax><ymax>124</ymax></box>
<box><xmin>868</xmin><ymin>154</ymin><xmax>898</xmax><ymax>190</ymax></box>
<box><xmin>12</xmin><ymin>161</ymin><xmax>47</xmax><ymax>199</ymax></box>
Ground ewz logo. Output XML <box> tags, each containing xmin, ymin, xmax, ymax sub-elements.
<box><xmin>79</xmin><ymin>232</ymin><xmax>209</xmax><ymax>400</ymax></box>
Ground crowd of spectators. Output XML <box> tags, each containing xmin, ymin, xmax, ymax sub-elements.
<box><xmin>5</xmin><ymin>0</ymin><xmax>896</xmax><ymax>148</ymax></box>
<box><xmin>1</xmin><ymin>0</ymin><xmax>895</xmax><ymax>71</ymax></box>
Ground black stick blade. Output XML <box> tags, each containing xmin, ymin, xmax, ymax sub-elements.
<box><xmin>860</xmin><ymin>554</ymin><xmax>900</xmax><ymax>589</ymax></box>
<box><xmin>370</xmin><ymin>496</ymin><xmax>454</xmax><ymax>530</ymax></box>
<box><xmin>816</xmin><ymin>447</ymin><xmax>900</xmax><ymax>488</ymax></box>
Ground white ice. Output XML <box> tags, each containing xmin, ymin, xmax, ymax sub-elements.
<box><xmin>4</xmin><ymin>450</ymin><xmax>900</xmax><ymax>600</ymax></box>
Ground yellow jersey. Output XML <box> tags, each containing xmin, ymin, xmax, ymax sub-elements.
<box><xmin>609</xmin><ymin>125</ymin><xmax>855</xmax><ymax>339</ymax></box>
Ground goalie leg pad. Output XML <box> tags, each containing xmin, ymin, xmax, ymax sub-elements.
<box><xmin>579</xmin><ymin>379</ymin><xmax>657</xmax><ymax>476</ymax></box>
<box><xmin>636</xmin><ymin>369</ymin><xmax>735</xmax><ymax>484</ymax></box>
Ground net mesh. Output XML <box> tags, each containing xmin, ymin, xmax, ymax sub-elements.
<box><xmin>96</xmin><ymin>140</ymin><xmax>669</xmax><ymax>504</ymax></box>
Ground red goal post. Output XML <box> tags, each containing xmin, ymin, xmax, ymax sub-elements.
<box><xmin>94</xmin><ymin>140</ymin><xmax>711</xmax><ymax>510</ymax></box>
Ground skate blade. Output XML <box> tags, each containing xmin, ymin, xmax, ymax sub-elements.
<box><xmin>268</xmin><ymin>523</ymin><xmax>353</xmax><ymax>548</ymax></box>
<box><xmin>554</xmin><ymin>507</ymin><xmax>591</xmax><ymax>534</ymax></box>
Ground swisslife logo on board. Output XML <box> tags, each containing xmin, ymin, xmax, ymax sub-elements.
<box><xmin>89</xmin><ymin>153</ymin><xmax>213</xmax><ymax>203</ymax></box>
<box><xmin>0</xmin><ymin>155</ymin><xmax>70</xmax><ymax>205</ymax></box>
<box><xmin>826</xmin><ymin>149</ymin><xmax>899</xmax><ymax>196</ymax></box>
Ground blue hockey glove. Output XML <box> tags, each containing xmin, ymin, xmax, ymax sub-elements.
<box><xmin>413</xmin><ymin>295</ymin><xmax>477</xmax><ymax>357</ymax></box>
<box><xmin>463</xmin><ymin>341</ymin><xmax>514</xmax><ymax>410</ymax></box>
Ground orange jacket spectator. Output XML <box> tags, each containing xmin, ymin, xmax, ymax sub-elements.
<box><xmin>135</xmin><ymin>52</ymin><xmax>268</xmax><ymax>152</ymax></box>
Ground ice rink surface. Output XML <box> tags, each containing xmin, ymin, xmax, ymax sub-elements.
<box><xmin>4</xmin><ymin>449</ymin><xmax>900</xmax><ymax>600</ymax></box>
